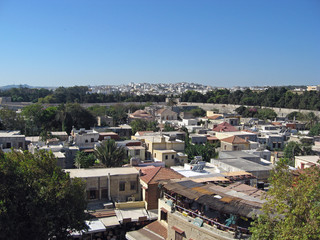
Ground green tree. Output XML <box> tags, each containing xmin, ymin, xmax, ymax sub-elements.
<box><xmin>0</xmin><ymin>150</ymin><xmax>88</xmax><ymax>239</ymax></box>
<box><xmin>74</xmin><ymin>151</ymin><xmax>96</xmax><ymax>168</ymax></box>
<box><xmin>130</xmin><ymin>119</ymin><xmax>148</xmax><ymax>134</ymax></box>
<box><xmin>283</xmin><ymin>142</ymin><xmax>302</xmax><ymax>166</ymax></box>
<box><xmin>88</xmin><ymin>105</ymin><xmax>108</xmax><ymax>117</ymax></box>
<box><xmin>189</xmin><ymin>108</ymin><xmax>206</xmax><ymax>117</ymax></box>
<box><xmin>250</xmin><ymin>160</ymin><xmax>320</xmax><ymax>239</ymax></box>
<box><xmin>303</xmin><ymin>112</ymin><xmax>319</xmax><ymax>129</ymax></box>
<box><xmin>106</xmin><ymin>104</ymin><xmax>128</xmax><ymax>125</ymax></box>
<box><xmin>94</xmin><ymin>139</ymin><xmax>126</xmax><ymax>167</ymax></box>
<box><xmin>163</xmin><ymin>122</ymin><xmax>176</xmax><ymax>132</ymax></box>
<box><xmin>256</xmin><ymin>108</ymin><xmax>277</xmax><ymax>120</ymax></box>
<box><xmin>0</xmin><ymin>107</ymin><xmax>25</xmax><ymax>132</ymax></box>
<box><xmin>64</xmin><ymin>103</ymin><xmax>97</xmax><ymax>133</ymax></box>
<box><xmin>21</xmin><ymin>104</ymin><xmax>44</xmax><ymax>135</ymax></box>
<box><xmin>185</xmin><ymin>142</ymin><xmax>218</xmax><ymax>162</ymax></box>
<box><xmin>286</xmin><ymin>111</ymin><xmax>304</xmax><ymax>121</ymax></box>
<box><xmin>309</xmin><ymin>123</ymin><xmax>320</xmax><ymax>136</ymax></box>
<box><xmin>130</xmin><ymin>119</ymin><xmax>159</xmax><ymax>134</ymax></box>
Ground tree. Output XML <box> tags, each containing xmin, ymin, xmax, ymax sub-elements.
<box><xmin>185</xmin><ymin>142</ymin><xmax>218</xmax><ymax>162</ymax></box>
<box><xmin>286</xmin><ymin>111</ymin><xmax>304</xmax><ymax>121</ymax></box>
<box><xmin>163</xmin><ymin>122</ymin><xmax>176</xmax><ymax>132</ymax></box>
<box><xmin>94</xmin><ymin>139</ymin><xmax>126</xmax><ymax>167</ymax></box>
<box><xmin>21</xmin><ymin>104</ymin><xmax>44</xmax><ymax>135</ymax></box>
<box><xmin>304</xmin><ymin>112</ymin><xmax>319</xmax><ymax>129</ymax></box>
<box><xmin>0</xmin><ymin>107</ymin><xmax>25</xmax><ymax>132</ymax></box>
<box><xmin>0</xmin><ymin>150</ymin><xmax>88</xmax><ymax>239</ymax></box>
<box><xmin>74</xmin><ymin>151</ymin><xmax>96</xmax><ymax>168</ymax></box>
<box><xmin>250</xmin><ymin>160</ymin><xmax>320</xmax><ymax>239</ymax></box>
<box><xmin>309</xmin><ymin>123</ymin><xmax>320</xmax><ymax>136</ymax></box>
<box><xmin>129</xmin><ymin>119</ymin><xmax>159</xmax><ymax>134</ymax></box>
<box><xmin>189</xmin><ymin>108</ymin><xmax>206</xmax><ymax>117</ymax></box>
<box><xmin>283</xmin><ymin>142</ymin><xmax>302</xmax><ymax>166</ymax></box>
<box><xmin>130</xmin><ymin>119</ymin><xmax>148</xmax><ymax>135</ymax></box>
<box><xmin>283</xmin><ymin>141</ymin><xmax>314</xmax><ymax>166</ymax></box>
<box><xmin>256</xmin><ymin>108</ymin><xmax>277</xmax><ymax>120</ymax></box>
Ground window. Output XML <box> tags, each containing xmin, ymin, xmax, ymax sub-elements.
<box><xmin>172</xmin><ymin>155</ymin><xmax>174</xmax><ymax>159</ymax></box>
<box><xmin>165</xmin><ymin>155</ymin><xmax>168</xmax><ymax>160</ymax></box>
<box><xmin>89</xmin><ymin>190</ymin><xmax>96</xmax><ymax>199</ymax></box>
<box><xmin>85</xmin><ymin>139</ymin><xmax>88</xmax><ymax>143</ymax></box>
<box><xmin>91</xmin><ymin>138</ymin><xmax>94</xmax><ymax>142</ymax></box>
<box><xmin>119</xmin><ymin>182</ymin><xmax>125</xmax><ymax>191</ymax></box>
<box><xmin>18</xmin><ymin>142</ymin><xmax>23</xmax><ymax>148</ymax></box>
<box><xmin>130</xmin><ymin>181</ymin><xmax>136</xmax><ymax>190</ymax></box>
<box><xmin>135</xmin><ymin>149</ymin><xmax>140</xmax><ymax>156</ymax></box>
<box><xmin>172</xmin><ymin>226</ymin><xmax>184</xmax><ymax>240</ymax></box>
<box><xmin>160</xmin><ymin>208</ymin><xmax>168</xmax><ymax>222</ymax></box>
<box><xmin>6</xmin><ymin>142</ymin><xmax>11</xmax><ymax>148</ymax></box>
<box><xmin>175</xmin><ymin>231</ymin><xmax>183</xmax><ymax>240</ymax></box>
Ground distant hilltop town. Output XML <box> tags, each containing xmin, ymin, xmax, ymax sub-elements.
<box><xmin>88</xmin><ymin>82</ymin><xmax>317</xmax><ymax>96</ymax></box>
<box><xmin>2</xmin><ymin>83</ymin><xmax>318</xmax><ymax>97</ymax></box>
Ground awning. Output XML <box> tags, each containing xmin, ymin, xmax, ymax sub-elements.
<box><xmin>172</xmin><ymin>226</ymin><xmax>184</xmax><ymax>234</ymax></box>
<box><xmin>99</xmin><ymin>216</ymin><xmax>120</xmax><ymax>228</ymax></box>
<box><xmin>160</xmin><ymin>207</ymin><xmax>168</xmax><ymax>213</ymax></box>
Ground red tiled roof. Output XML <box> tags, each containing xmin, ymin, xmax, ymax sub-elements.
<box><xmin>207</xmin><ymin>114</ymin><xmax>223</xmax><ymax>120</ymax></box>
<box><xmin>136</xmin><ymin>131</ymin><xmax>154</xmax><ymax>136</ymax></box>
<box><xmin>212</xmin><ymin>122</ymin><xmax>238</xmax><ymax>132</ymax></box>
<box><xmin>207</xmin><ymin>136</ymin><xmax>219</xmax><ymax>141</ymax></box>
<box><xmin>139</xmin><ymin>167</ymin><xmax>161</xmax><ymax>184</ymax></box>
<box><xmin>132</xmin><ymin>110</ymin><xmax>149</xmax><ymax>116</ymax></box>
<box><xmin>221</xmin><ymin>135</ymin><xmax>248</xmax><ymax>144</ymax></box>
<box><xmin>139</xmin><ymin>167</ymin><xmax>183</xmax><ymax>184</ymax></box>
<box><xmin>145</xmin><ymin>221</ymin><xmax>168</xmax><ymax>239</ymax></box>
<box><xmin>150</xmin><ymin>168</ymin><xmax>183</xmax><ymax>184</ymax></box>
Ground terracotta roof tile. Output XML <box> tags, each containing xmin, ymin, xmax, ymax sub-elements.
<box><xmin>136</xmin><ymin>131</ymin><xmax>154</xmax><ymax>136</ymax></box>
<box><xmin>139</xmin><ymin>167</ymin><xmax>162</xmax><ymax>184</ymax></box>
<box><xmin>212</xmin><ymin>122</ymin><xmax>238</xmax><ymax>132</ymax></box>
<box><xmin>139</xmin><ymin>167</ymin><xmax>183</xmax><ymax>184</ymax></box>
<box><xmin>150</xmin><ymin>168</ymin><xmax>183</xmax><ymax>184</ymax></box>
<box><xmin>221</xmin><ymin>135</ymin><xmax>248</xmax><ymax>144</ymax></box>
<box><xmin>145</xmin><ymin>220</ymin><xmax>168</xmax><ymax>239</ymax></box>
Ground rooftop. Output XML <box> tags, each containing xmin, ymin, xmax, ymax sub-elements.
<box><xmin>64</xmin><ymin>167</ymin><xmax>139</xmax><ymax>178</ymax></box>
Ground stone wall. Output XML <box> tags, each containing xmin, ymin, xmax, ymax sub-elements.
<box><xmin>179</xmin><ymin>102</ymin><xmax>320</xmax><ymax>118</ymax></box>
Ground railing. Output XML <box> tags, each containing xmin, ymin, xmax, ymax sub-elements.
<box><xmin>163</xmin><ymin>192</ymin><xmax>250</xmax><ymax>234</ymax></box>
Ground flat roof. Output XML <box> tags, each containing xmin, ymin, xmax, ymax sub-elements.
<box><xmin>127</xmin><ymin>146</ymin><xmax>145</xmax><ymax>150</ymax></box>
<box><xmin>0</xmin><ymin>131</ymin><xmax>25</xmax><ymax>137</ymax></box>
<box><xmin>214</xmin><ymin>158</ymin><xmax>273</xmax><ymax>172</ymax></box>
<box><xmin>154</xmin><ymin>149</ymin><xmax>176</xmax><ymax>153</ymax></box>
<box><xmin>53</xmin><ymin>152</ymin><xmax>65</xmax><ymax>158</ymax></box>
<box><xmin>65</xmin><ymin>167</ymin><xmax>139</xmax><ymax>178</ymax></box>
<box><xmin>295</xmin><ymin>155</ymin><xmax>320</xmax><ymax>164</ymax></box>
<box><xmin>51</xmin><ymin>131</ymin><xmax>68</xmax><ymax>135</ymax></box>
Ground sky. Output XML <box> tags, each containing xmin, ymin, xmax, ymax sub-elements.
<box><xmin>0</xmin><ymin>0</ymin><xmax>319</xmax><ymax>88</ymax></box>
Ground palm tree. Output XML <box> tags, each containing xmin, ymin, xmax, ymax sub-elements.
<box><xmin>94</xmin><ymin>139</ymin><xmax>126</xmax><ymax>167</ymax></box>
<box><xmin>304</xmin><ymin>112</ymin><xmax>319</xmax><ymax>129</ymax></box>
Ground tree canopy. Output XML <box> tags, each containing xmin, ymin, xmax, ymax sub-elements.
<box><xmin>129</xmin><ymin>119</ymin><xmax>159</xmax><ymax>134</ymax></box>
<box><xmin>250</xmin><ymin>160</ymin><xmax>320</xmax><ymax>240</ymax></box>
<box><xmin>94</xmin><ymin>140</ymin><xmax>126</xmax><ymax>167</ymax></box>
<box><xmin>0</xmin><ymin>150</ymin><xmax>88</xmax><ymax>239</ymax></box>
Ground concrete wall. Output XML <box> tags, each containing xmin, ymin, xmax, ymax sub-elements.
<box><xmin>178</xmin><ymin>102</ymin><xmax>320</xmax><ymax>118</ymax></box>
<box><xmin>167</xmin><ymin>208</ymin><xmax>238</xmax><ymax>240</ymax></box>
<box><xmin>83</xmin><ymin>174</ymin><xmax>141</xmax><ymax>202</ymax></box>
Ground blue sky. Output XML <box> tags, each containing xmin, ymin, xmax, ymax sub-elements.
<box><xmin>0</xmin><ymin>0</ymin><xmax>319</xmax><ymax>87</ymax></box>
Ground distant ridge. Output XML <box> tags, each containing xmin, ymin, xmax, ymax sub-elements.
<box><xmin>0</xmin><ymin>84</ymin><xmax>53</xmax><ymax>90</ymax></box>
<box><xmin>0</xmin><ymin>84</ymin><xmax>32</xmax><ymax>90</ymax></box>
